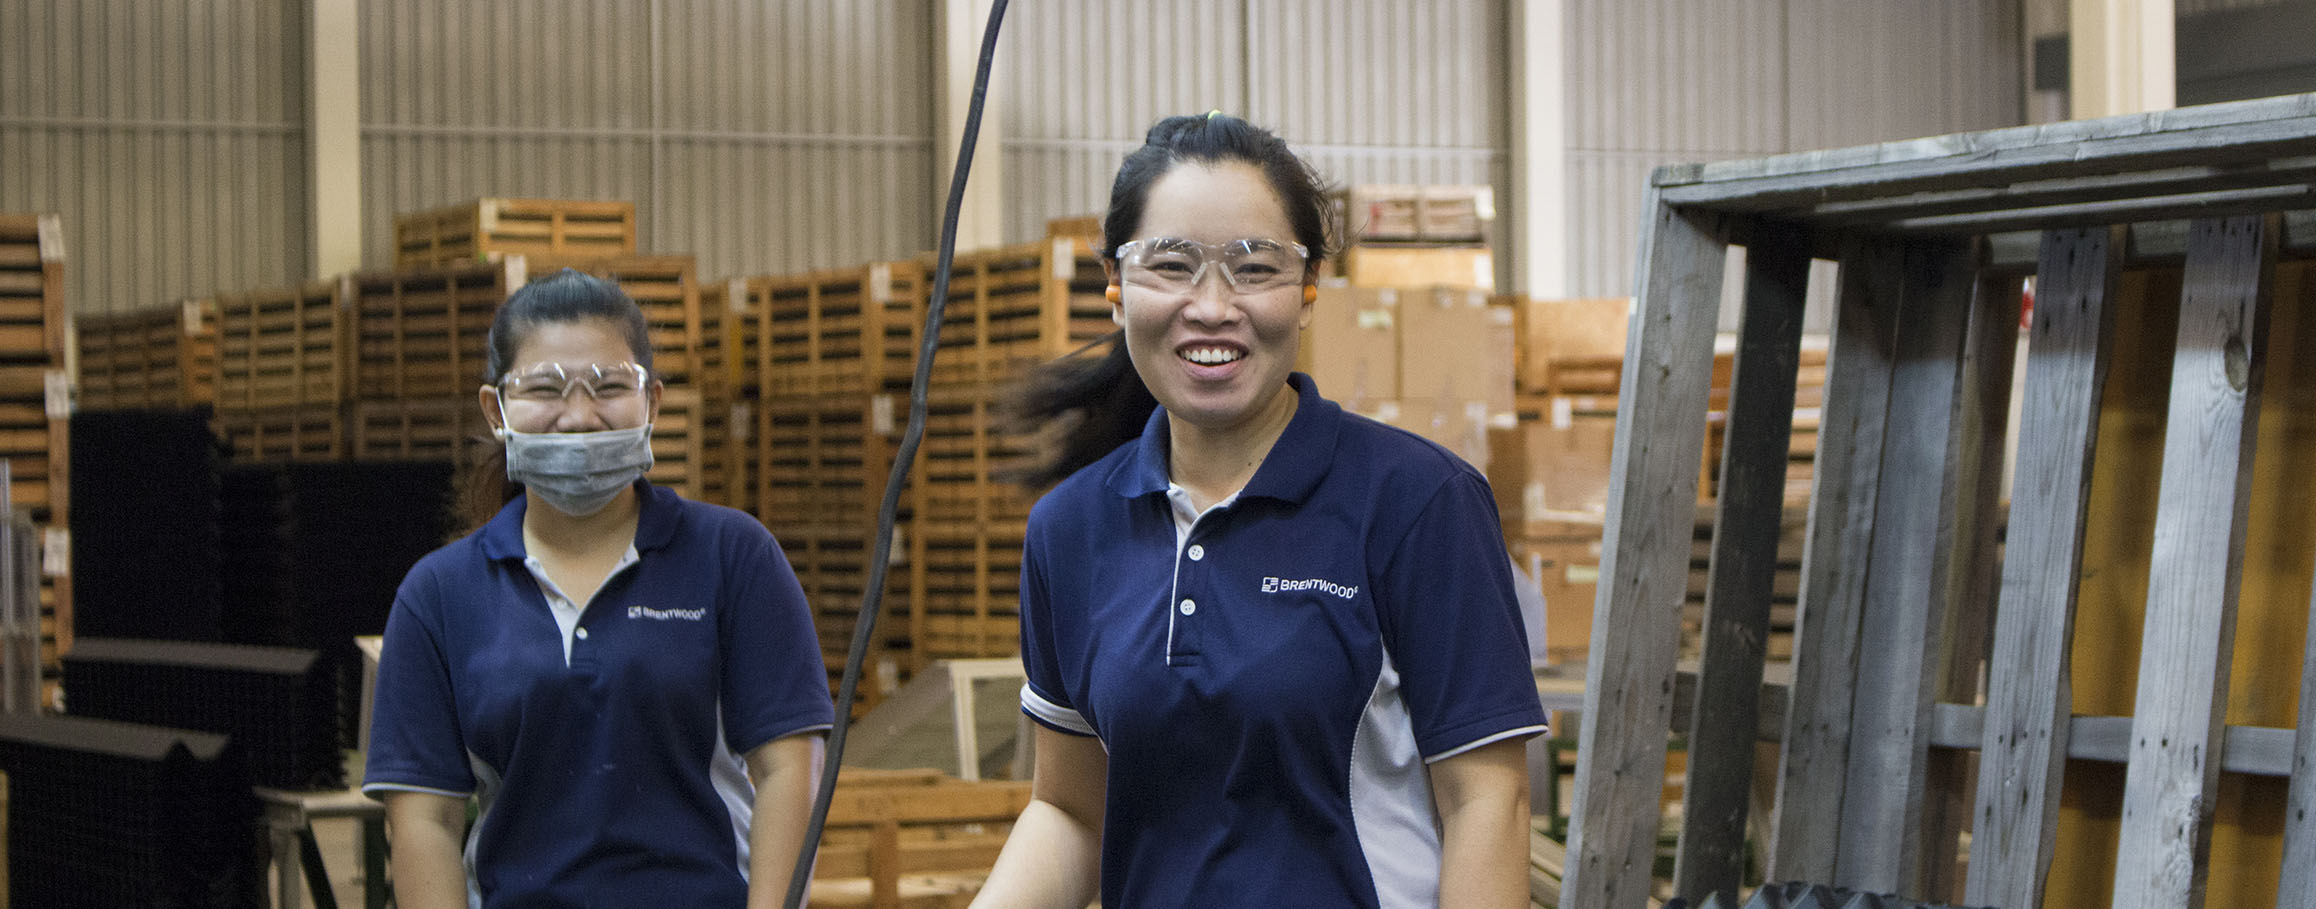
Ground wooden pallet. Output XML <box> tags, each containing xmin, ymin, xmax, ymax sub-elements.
<box><xmin>215</xmin><ymin>278</ymin><xmax>349</xmax><ymax>410</ymax></box>
<box><xmin>74</xmin><ymin>300</ymin><xmax>218</xmax><ymax>410</ymax></box>
<box><xmin>908</xmin><ymin>527</ymin><xmax>1024</xmax><ymax>668</ymax></box>
<box><xmin>1563</xmin><ymin>94</ymin><xmax>2316</xmax><ymax>909</ymax></box>
<box><xmin>810</xmin><ymin>775</ymin><xmax>1031</xmax><ymax>908</ymax></box>
<box><xmin>779</xmin><ymin>524</ymin><xmax>914</xmax><ymax>713</ymax></box>
<box><xmin>347</xmin><ymin>396</ymin><xmax>486</xmax><ymax>464</ymax></box>
<box><xmin>394</xmin><ymin>198</ymin><xmax>635</xmax><ymax>270</ymax></box>
<box><xmin>757</xmin><ymin>262</ymin><xmax>925</xmax><ymax>397</ymax></box>
<box><xmin>349</xmin><ymin>259</ymin><xmax>524</xmax><ymax>400</ymax></box>
<box><xmin>705</xmin><ymin>278</ymin><xmax>760</xmax><ymax>398</ymax></box>
<box><xmin>213</xmin><ymin>402</ymin><xmax>344</xmax><ymax>463</ymax></box>
<box><xmin>912</xmin><ymin>387</ymin><xmax>1037</xmax><ymax>531</ymax></box>
<box><xmin>645</xmin><ymin>387</ymin><xmax>736</xmax><ymax>507</ymax></box>
<box><xmin>921</xmin><ymin>239</ymin><xmax>1110</xmax><ymax>390</ymax></box>
<box><xmin>755</xmin><ymin>392</ymin><xmax>910</xmax><ymax>530</ymax></box>
<box><xmin>529</xmin><ymin>255</ymin><xmax>705</xmax><ymax>389</ymax></box>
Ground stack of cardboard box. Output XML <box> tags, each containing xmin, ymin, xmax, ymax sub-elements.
<box><xmin>1297</xmin><ymin>285</ymin><xmax>1516</xmax><ymax>471</ymax></box>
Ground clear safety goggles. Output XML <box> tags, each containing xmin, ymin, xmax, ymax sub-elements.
<box><xmin>1113</xmin><ymin>237</ymin><xmax>1311</xmax><ymax>294</ymax></box>
<box><xmin>495</xmin><ymin>361</ymin><xmax>653</xmax><ymax>406</ymax></box>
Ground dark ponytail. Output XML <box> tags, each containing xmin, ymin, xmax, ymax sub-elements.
<box><xmin>451</xmin><ymin>268</ymin><xmax>655</xmax><ymax>535</ymax></box>
<box><xmin>1005</xmin><ymin>113</ymin><xmax>1336</xmax><ymax>490</ymax></box>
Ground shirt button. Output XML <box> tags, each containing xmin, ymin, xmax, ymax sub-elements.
<box><xmin>575</xmin><ymin>627</ymin><xmax>590</xmax><ymax>640</ymax></box>
<box><xmin>1179</xmin><ymin>599</ymin><xmax>1196</xmax><ymax>616</ymax></box>
<box><xmin>1187</xmin><ymin>544</ymin><xmax>1205</xmax><ymax>561</ymax></box>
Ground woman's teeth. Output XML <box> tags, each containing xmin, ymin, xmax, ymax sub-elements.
<box><xmin>1182</xmin><ymin>347</ymin><xmax>1242</xmax><ymax>365</ymax></box>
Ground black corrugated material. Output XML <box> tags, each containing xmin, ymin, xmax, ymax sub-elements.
<box><xmin>64</xmin><ymin>636</ymin><xmax>339</xmax><ymax>790</ymax></box>
<box><xmin>0</xmin><ymin>713</ymin><xmax>261</xmax><ymax>908</ymax></box>
<box><xmin>67</xmin><ymin>408</ymin><xmax>224</xmax><ymax>642</ymax></box>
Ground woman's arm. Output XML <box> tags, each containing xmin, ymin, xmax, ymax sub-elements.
<box><xmin>383</xmin><ymin>791</ymin><xmax>471</xmax><ymax>909</ymax></box>
<box><xmin>970</xmin><ymin>725</ymin><xmax>1109</xmax><ymax>908</ymax></box>
<box><xmin>1430</xmin><ymin>738</ymin><xmax>1534</xmax><ymax>908</ymax></box>
<box><xmin>744</xmin><ymin>731</ymin><xmax>826</xmax><ymax>909</ymax></box>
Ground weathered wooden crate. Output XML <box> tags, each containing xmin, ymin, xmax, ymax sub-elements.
<box><xmin>909</xmin><ymin>527</ymin><xmax>1024</xmax><ymax>669</ymax></box>
<box><xmin>756</xmin><ymin>262</ymin><xmax>924</xmax><ymax>398</ymax></box>
<box><xmin>912</xmin><ymin>386</ymin><xmax>1037</xmax><ymax>533</ymax></box>
<box><xmin>0</xmin><ymin>214</ymin><xmax>69</xmax><ymax>688</ymax></box>
<box><xmin>778</xmin><ymin>525</ymin><xmax>914</xmax><ymax>713</ymax></box>
<box><xmin>920</xmin><ymin>239</ymin><xmax>1110</xmax><ymax>390</ymax></box>
<box><xmin>214</xmin><ymin>277</ymin><xmax>349</xmax><ymax>410</ymax></box>
<box><xmin>640</xmin><ymin>387</ymin><xmax>736</xmax><ymax>507</ymax></box>
<box><xmin>349</xmin><ymin>259</ymin><xmax>524</xmax><ymax>401</ymax></box>
<box><xmin>530</xmin><ymin>255</ymin><xmax>705</xmax><ymax>389</ymax></box>
<box><xmin>74</xmin><ymin>300</ymin><xmax>218</xmax><ymax>410</ymax></box>
<box><xmin>213</xmin><ymin>402</ymin><xmax>344</xmax><ymax>462</ymax></box>
<box><xmin>1565</xmin><ymin>94</ymin><xmax>2316</xmax><ymax>909</ymax></box>
<box><xmin>394</xmin><ymin>198</ymin><xmax>635</xmax><ymax>270</ymax></box>
<box><xmin>755</xmin><ymin>392</ymin><xmax>908</xmax><ymax>531</ymax></box>
<box><xmin>705</xmin><ymin>278</ymin><xmax>762</xmax><ymax>398</ymax></box>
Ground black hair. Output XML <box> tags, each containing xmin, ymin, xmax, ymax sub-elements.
<box><xmin>1005</xmin><ymin>113</ymin><xmax>1335</xmax><ymax>490</ymax></box>
<box><xmin>454</xmin><ymin>268</ymin><xmax>656</xmax><ymax>534</ymax></box>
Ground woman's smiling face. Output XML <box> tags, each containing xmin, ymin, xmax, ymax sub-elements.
<box><xmin>1110</xmin><ymin>160</ymin><xmax>1314</xmax><ymax>434</ymax></box>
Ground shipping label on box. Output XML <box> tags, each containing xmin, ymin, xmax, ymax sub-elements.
<box><xmin>1299</xmin><ymin>286</ymin><xmax>1399</xmax><ymax>411</ymax></box>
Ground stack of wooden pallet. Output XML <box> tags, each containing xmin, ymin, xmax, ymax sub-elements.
<box><xmin>341</xmin><ymin>258</ymin><xmax>524</xmax><ymax>464</ymax></box>
<box><xmin>393</xmin><ymin>198</ymin><xmax>636</xmax><ymax>271</ymax></box>
<box><xmin>0</xmin><ymin>215</ymin><xmax>69</xmax><ymax>697</ymax></box>
<box><xmin>74</xmin><ymin>300</ymin><xmax>217</xmax><ymax>410</ymax></box>
<box><xmin>909</xmin><ymin>236</ymin><xmax>1109</xmax><ymax>669</ymax></box>
<box><xmin>740</xmin><ymin>262</ymin><xmax>924</xmax><ymax>710</ymax></box>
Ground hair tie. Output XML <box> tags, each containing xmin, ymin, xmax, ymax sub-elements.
<box><xmin>1206</xmin><ymin>109</ymin><xmax>1223</xmax><ymax>120</ymax></box>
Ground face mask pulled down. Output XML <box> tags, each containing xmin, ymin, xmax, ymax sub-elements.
<box><xmin>497</xmin><ymin>417</ymin><xmax>655</xmax><ymax>517</ymax></box>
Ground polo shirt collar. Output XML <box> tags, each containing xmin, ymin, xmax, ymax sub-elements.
<box><xmin>477</xmin><ymin>478</ymin><xmax>681</xmax><ymax>562</ymax></box>
<box><xmin>1104</xmin><ymin>372</ymin><xmax>1340</xmax><ymax>505</ymax></box>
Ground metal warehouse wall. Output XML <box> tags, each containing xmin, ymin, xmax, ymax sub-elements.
<box><xmin>0</xmin><ymin>1</ymin><xmax>311</xmax><ymax>315</ymax></box>
<box><xmin>1564</xmin><ymin>0</ymin><xmax>2022</xmax><ymax>303</ymax></box>
<box><xmin>997</xmin><ymin>0</ymin><xmax>1507</xmax><ymax>249</ymax></box>
<box><xmin>361</xmin><ymin>0</ymin><xmax>936</xmax><ymax>278</ymax></box>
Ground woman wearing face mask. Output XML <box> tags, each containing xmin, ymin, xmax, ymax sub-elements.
<box><xmin>973</xmin><ymin>114</ymin><xmax>1547</xmax><ymax>908</ymax></box>
<box><xmin>363</xmin><ymin>270</ymin><xmax>833</xmax><ymax>909</ymax></box>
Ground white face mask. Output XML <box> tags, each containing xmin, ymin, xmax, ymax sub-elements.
<box><xmin>496</xmin><ymin>415</ymin><xmax>656</xmax><ymax>517</ymax></box>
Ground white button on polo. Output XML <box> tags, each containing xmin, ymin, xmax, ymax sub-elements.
<box><xmin>1179</xmin><ymin>599</ymin><xmax>1196</xmax><ymax>616</ymax></box>
<box><xmin>575</xmin><ymin>627</ymin><xmax>589</xmax><ymax>640</ymax></box>
<box><xmin>1187</xmin><ymin>544</ymin><xmax>1205</xmax><ymax>561</ymax></box>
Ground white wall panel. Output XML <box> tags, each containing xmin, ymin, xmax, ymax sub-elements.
<box><xmin>0</xmin><ymin>0</ymin><xmax>307</xmax><ymax>314</ymax></box>
<box><xmin>361</xmin><ymin>0</ymin><xmax>935</xmax><ymax>278</ymax></box>
<box><xmin>1564</xmin><ymin>0</ymin><xmax>2023</xmax><ymax>300</ymax></box>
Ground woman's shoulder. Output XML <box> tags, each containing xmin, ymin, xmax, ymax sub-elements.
<box><xmin>1330</xmin><ymin>406</ymin><xmax>1488</xmax><ymax>491</ymax></box>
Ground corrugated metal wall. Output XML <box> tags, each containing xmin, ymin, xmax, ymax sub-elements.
<box><xmin>998</xmin><ymin>0</ymin><xmax>1506</xmax><ymax>247</ymax></box>
<box><xmin>361</xmin><ymin>0</ymin><xmax>935</xmax><ymax>277</ymax></box>
<box><xmin>0</xmin><ymin>0</ymin><xmax>309</xmax><ymax>314</ymax></box>
<box><xmin>1566</xmin><ymin>0</ymin><xmax>2023</xmax><ymax>301</ymax></box>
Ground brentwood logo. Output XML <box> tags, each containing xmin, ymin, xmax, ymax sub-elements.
<box><xmin>628</xmin><ymin>605</ymin><xmax>707</xmax><ymax>621</ymax></box>
<box><xmin>1260</xmin><ymin>577</ymin><xmax>1360</xmax><ymax>600</ymax></box>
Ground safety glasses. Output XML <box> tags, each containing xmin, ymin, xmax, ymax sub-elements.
<box><xmin>1113</xmin><ymin>237</ymin><xmax>1311</xmax><ymax>294</ymax></box>
<box><xmin>495</xmin><ymin>361</ymin><xmax>653</xmax><ymax>407</ymax></box>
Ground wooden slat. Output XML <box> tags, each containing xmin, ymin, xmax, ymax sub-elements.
<box><xmin>1831</xmin><ymin>238</ymin><xmax>1976</xmax><ymax>894</ymax></box>
<box><xmin>1768</xmin><ymin>235</ymin><xmax>1903</xmax><ymax>883</ymax></box>
<box><xmin>1966</xmin><ymin>227</ymin><xmax>2123</xmax><ymax>909</ymax></box>
<box><xmin>1563</xmin><ymin>191</ymin><xmax>1725</xmax><ymax>909</ymax></box>
<box><xmin>1673</xmin><ymin>225</ymin><xmax>1809</xmax><ymax>902</ymax></box>
<box><xmin>1915</xmin><ymin>266</ymin><xmax>2025</xmax><ymax>902</ymax></box>
<box><xmin>2111</xmin><ymin>215</ymin><xmax>2277</xmax><ymax>909</ymax></box>
<box><xmin>2285</xmin><ymin>569</ymin><xmax>2316</xmax><ymax>903</ymax></box>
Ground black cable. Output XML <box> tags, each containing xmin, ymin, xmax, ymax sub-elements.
<box><xmin>782</xmin><ymin>1</ymin><xmax>1011</xmax><ymax>905</ymax></box>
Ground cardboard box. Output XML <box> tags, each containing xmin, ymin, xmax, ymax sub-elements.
<box><xmin>1398</xmin><ymin>288</ymin><xmax>1516</xmax><ymax>418</ymax></box>
<box><xmin>1487</xmin><ymin>412</ymin><xmax>1619</xmax><ymax>528</ymax></box>
<box><xmin>1382</xmin><ymin>398</ymin><xmax>1493</xmax><ymax>472</ymax></box>
<box><xmin>1299</xmin><ymin>286</ymin><xmax>1399</xmax><ymax>412</ymax></box>
<box><xmin>1338</xmin><ymin>246</ymin><xmax>1495</xmax><ymax>291</ymax></box>
<box><xmin>1517</xmin><ymin>296</ymin><xmax>1631</xmax><ymax>394</ymax></box>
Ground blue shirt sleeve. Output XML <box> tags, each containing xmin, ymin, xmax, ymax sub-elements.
<box><xmin>1017</xmin><ymin>527</ymin><xmax>1095</xmax><ymax>736</ymax></box>
<box><xmin>363</xmin><ymin>567</ymin><xmax>476</xmax><ymax>798</ymax></box>
<box><xmin>1374</xmin><ymin>472</ymin><xmax>1549</xmax><ymax>760</ymax></box>
<box><xmin>718</xmin><ymin>526</ymin><xmax>836</xmax><ymax>753</ymax></box>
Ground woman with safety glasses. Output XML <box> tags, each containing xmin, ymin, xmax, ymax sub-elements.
<box><xmin>363</xmin><ymin>270</ymin><xmax>833</xmax><ymax>908</ymax></box>
<box><xmin>976</xmin><ymin>114</ymin><xmax>1546</xmax><ymax>908</ymax></box>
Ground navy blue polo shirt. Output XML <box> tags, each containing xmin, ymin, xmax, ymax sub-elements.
<box><xmin>364</xmin><ymin>481</ymin><xmax>833</xmax><ymax>908</ymax></box>
<box><xmin>1019</xmin><ymin>373</ymin><xmax>1548</xmax><ymax>908</ymax></box>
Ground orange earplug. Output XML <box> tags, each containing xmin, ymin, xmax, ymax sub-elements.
<box><xmin>1105</xmin><ymin>285</ymin><xmax>1121</xmax><ymax>303</ymax></box>
<box><xmin>1304</xmin><ymin>284</ymin><xmax>1319</xmax><ymax>304</ymax></box>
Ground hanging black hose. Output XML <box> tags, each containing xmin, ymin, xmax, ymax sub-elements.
<box><xmin>782</xmin><ymin>1</ymin><xmax>1012</xmax><ymax>905</ymax></box>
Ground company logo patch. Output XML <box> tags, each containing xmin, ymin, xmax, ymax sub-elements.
<box><xmin>628</xmin><ymin>605</ymin><xmax>707</xmax><ymax>621</ymax></box>
<box><xmin>1260</xmin><ymin>576</ymin><xmax>1359</xmax><ymax>600</ymax></box>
